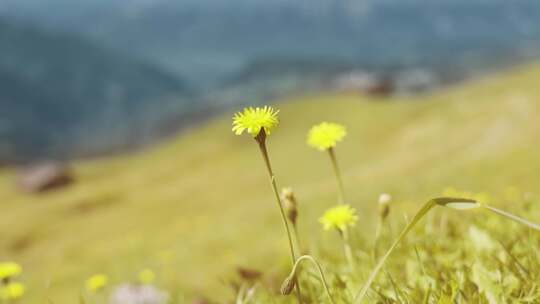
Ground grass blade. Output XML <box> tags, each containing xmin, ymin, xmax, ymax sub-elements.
<box><xmin>483</xmin><ymin>205</ymin><xmax>540</xmax><ymax>232</ymax></box>
<box><xmin>353</xmin><ymin>197</ymin><xmax>478</xmax><ymax>303</ymax></box>
<box><xmin>353</xmin><ymin>199</ymin><xmax>437</xmax><ymax>303</ymax></box>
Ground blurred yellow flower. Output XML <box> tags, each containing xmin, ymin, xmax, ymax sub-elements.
<box><xmin>0</xmin><ymin>262</ymin><xmax>22</xmax><ymax>280</ymax></box>
<box><xmin>86</xmin><ymin>274</ymin><xmax>108</xmax><ymax>293</ymax></box>
<box><xmin>307</xmin><ymin>122</ymin><xmax>346</xmax><ymax>150</ymax></box>
<box><xmin>232</xmin><ymin>106</ymin><xmax>279</xmax><ymax>137</ymax></box>
<box><xmin>138</xmin><ymin>269</ymin><xmax>155</xmax><ymax>284</ymax></box>
<box><xmin>0</xmin><ymin>282</ymin><xmax>25</xmax><ymax>300</ymax></box>
<box><xmin>319</xmin><ymin>205</ymin><xmax>358</xmax><ymax>231</ymax></box>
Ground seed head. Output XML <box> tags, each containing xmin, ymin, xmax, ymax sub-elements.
<box><xmin>378</xmin><ymin>193</ymin><xmax>391</xmax><ymax>220</ymax></box>
<box><xmin>280</xmin><ymin>276</ymin><xmax>296</xmax><ymax>295</ymax></box>
<box><xmin>281</xmin><ymin>187</ymin><xmax>298</xmax><ymax>225</ymax></box>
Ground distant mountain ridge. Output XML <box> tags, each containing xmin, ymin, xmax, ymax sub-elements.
<box><xmin>2</xmin><ymin>1</ymin><xmax>540</xmax><ymax>162</ymax></box>
<box><xmin>0</xmin><ymin>18</ymin><xmax>191</xmax><ymax>163</ymax></box>
<box><xmin>3</xmin><ymin>0</ymin><xmax>540</xmax><ymax>86</ymax></box>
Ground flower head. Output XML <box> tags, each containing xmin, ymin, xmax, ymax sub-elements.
<box><xmin>232</xmin><ymin>106</ymin><xmax>279</xmax><ymax>137</ymax></box>
<box><xmin>307</xmin><ymin>122</ymin><xmax>346</xmax><ymax>151</ymax></box>
<box><xmin>138</xmin><ymin>269</ymin><xmax>155</xmax><ymax>285</ymax></box>
<box><xmin>86</xmin><ymin>274</ymin><xmax>108</xmax><ymax>293</ymax></box>
<box><xmin>0</xmin><ymin>282</ymin><xmax>25</xmax><ymax>300</ymax></box>
<box><xmin>319</xmin><ymin>205</ymin><xmax>358</xmax><ymax>231</ymax></box>
<box><xmin>0</xmin><ymin>262</ymin><xmax>22</xmax><ymax>280</ymax></box>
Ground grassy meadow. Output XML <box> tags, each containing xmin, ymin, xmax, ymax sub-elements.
<box><xmin>1</xmin><ymin>63</ymin><xmax>540</xmax><ymax>303</ymax></box>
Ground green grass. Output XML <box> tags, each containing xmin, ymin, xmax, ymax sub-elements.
<box><xmin>1</xmin><ymin>63</ymin><xmax>540</xmax><ymax>303</ymax></box>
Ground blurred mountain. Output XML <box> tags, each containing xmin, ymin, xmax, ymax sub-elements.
<box><xmin>2</xmin><ymin>0</ymin><xmax>540</xmax><ymax>162</ymax></box>
<box><xmin>2</xmin><ymin>0</ymin><xmax>540</xmax><ymax>86</ymax></box>
<box><xmin>0</xmin><ymin>18</ymin><xmax>191</xmax><ymax>162</ymax></box>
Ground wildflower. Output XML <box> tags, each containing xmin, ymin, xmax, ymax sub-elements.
<box><xmin>0</xmin><ymin>262</ymin><xmax>22</xmax><ymax>281</ymax></box>
<box><xmin>320</xmin><ymin>205</ymin><xmax>358</xmax><ymax>232</ymax></box>
<box><xmin>86</xmin><ymin>274</ymin><xmax>108</xmax><ymax>293</ymax></box>
<box><xmin>0</xmin><ymin>282</ymin><xmax>25</xmax><ymax>300</ymax></box>
<box><xmin>138</xmin><ymin>269</ymin><xmax>155</xmax><ymax>285</ymax></box>
<box><xmin>307</xmin><ymin>122</ymin><xmax>346</xmax><ymax>151</ymax></box>
<box><xmin>232</xmin><ymin>106</ymin><xmax>279</xmax><ymax>137</ymax></box>
<box><xmin>231</xmin><ymin>106</ymin><xmax>302</xmax><ymax>301</ymax></box>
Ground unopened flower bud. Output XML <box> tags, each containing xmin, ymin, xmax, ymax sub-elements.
<box><xmin>378</xmin><ymin>193</ymin><xmax>391</xmax><ymax>220</ymax></box>
<box><xmin>281</xmin><ymin>187</ymin><xmax>298</xmax><ymax>225</ymax></box>
<box><xmin>280</xmin><ymin>276</ymin><xmax>296</xmax><ymax>295</ymax></box>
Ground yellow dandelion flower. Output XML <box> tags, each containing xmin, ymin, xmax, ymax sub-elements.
<box><xmin>0</xmin><ymin>282</ymin><xmax>25</xmax><ymax>301</ymax></box>
<box><xmin>232</xmin><ymin>106</ymin><xmax>279</xmax><ymax>137</ymax></box>
<box><xmin>319</xmin><ymin>205</ymin><xmax>358</xmax><ymax>231</ymax></box>
<box><xmin>307</xmin><ymin>122</ymin><xmax>346</xmax><ymax>150</ymax></box>
<box><xmin>0</xmin><ymin>262</ymin><xmax>22</xmax><ymax>280</ymax></box>
<box><xmin>85</xmin><ymin>274</ymin><xmax>108</xmax><ymax>293</ymax></box>
<box><xmin>138</xmin><ymin>269</ymin><xmax>155</xmax><ymax>284</ymax></box>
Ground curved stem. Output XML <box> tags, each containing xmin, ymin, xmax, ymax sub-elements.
<box><xmin>256</xmin><ymin>137</ymin><xmax>302</xmax><ymax>303</ymax></box>
<box><xmin>328</xmin><ymin>148</ymin><xmax>345</xmax><ymax>204</ymax></box>
<box><xmin>483</xmin><ymin>205</ymin><xmax>540</xmax><ymax>232</ymax></box>
<box><xmin>287</xmin><ymin>255</ymin><xmax>336</xmax><ymax>304</ymax></box>
<box><xmin>354</xmin><ymin>200</ymin><xmax>437</xmax><ymax>303</ymax></box>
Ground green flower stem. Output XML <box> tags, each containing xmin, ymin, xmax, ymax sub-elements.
<box><xmin>328</xmin><ymin>148</ymin><xmax>345</xmax><ymax>204</ymax></box>
<box><xmin>287</xmin><ymin>255</ymin><xmax>336</xmax><ymax>304</ymax></box>
<box><xmin>341</xmin><ymin>228</ymin><xmax>356</xmax><ymax>271</ymax></box>
<box><xmin>255</xmin><ymin>132</ymin><xmax>302</xmax><ymax>303</ymax></box>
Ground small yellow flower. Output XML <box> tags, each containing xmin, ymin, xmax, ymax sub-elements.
<box><xmin>307</xmin><ymin>122</ymin><xmax>346</xmax><ymax>150</ymax></box>
<box><xmin>85</xmin><ymin>274</ymin><xmax>108</xmax><ymax>293</ymax></box>
<box><xmin>0</xmin><ymin>282</ymin><xmax>25</xmax><ymax>300</ymax></box>
<box><xmin>232</xmin><ymin>106</ymin><xmax>279</xmax><ymax>137</ymax></box>
<box><xmin>0</xmin><ymin>262</ymin><xmax>22</xmax><ymax>280</ymax></box>
<box><xmin>319</xmin><ymin>205</ymin><xmax>358</xmax><ymax>231</ymax></box>
<box><xmin>138</xmin><ymin>269</ymin><xmax>155</xmax><ymax>284</ymax></box>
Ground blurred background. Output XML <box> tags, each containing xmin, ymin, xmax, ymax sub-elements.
<box><xmin>1</xmin><ymin>0</ymin><xmax>540</xmax><ymax>163</ymax></box>
<box><xmin>1</xmin><ymin>0</ymin><xmax>540</xmax><ymax>303</ymax></box>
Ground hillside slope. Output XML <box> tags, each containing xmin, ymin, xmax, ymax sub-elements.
<box><xmin>0</xmin><ymin>64</ymin><xmax>539</xmax><ymax>302</ymax></box>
